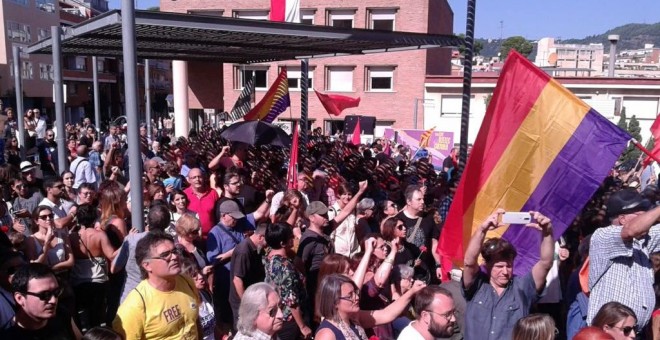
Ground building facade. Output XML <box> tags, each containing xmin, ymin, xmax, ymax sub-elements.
<box><xmin>535</xmin><ymin>37</ymin><xmax>604</xmax><ymax>77</ymax></box>
<box><xmin>425</xmin><ymin>74</ymin><xmax>660</xmax><ymax>144</ymax></box>
<box><xmin>160</xmin><ymin>0</ymin><xmax>454</xmax><ymax>136</ymax></box>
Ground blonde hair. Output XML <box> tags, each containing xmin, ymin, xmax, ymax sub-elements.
<box><xmin>175</xmin><ymin>213</ymin><xmax>201</xmax><ymax>237</ymax></box>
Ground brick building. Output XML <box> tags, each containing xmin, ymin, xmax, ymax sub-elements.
<box><xmin>160</xmin><ymin>0</ymin><xmax>454</xmax><ymax>136</ymax></box>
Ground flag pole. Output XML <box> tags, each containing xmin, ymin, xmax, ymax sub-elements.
<box><xmin>632</xmin><ymin>138</ymin><xmax>660</xmax><ymax>163</ymax></box>
<box><xmin>458</xmin><ymin>0</ymin><xmax>477</xmax><ymax>176</ymax></box>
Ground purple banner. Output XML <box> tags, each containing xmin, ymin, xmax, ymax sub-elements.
<box><xmin>382</xmin><ymin>128</ymin><xmax>454</xmax><ymax>169</ymax></box>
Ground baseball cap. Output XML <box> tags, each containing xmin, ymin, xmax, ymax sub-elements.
<box><xmin>219</xmin><ymin>200</ymin><xmax>245</xmax><ymax>219</ymax></box>
<box><xmin>305</xmin><ymin>201</ymin><xmax>329</xmax><ymax>216</ymax></box>
<box><xmin>606</xmin><ymin>189</ymin><xmax>652</xmax><ymax>220</ymax></box>
<box><xmin>19</xmin><ymin>161</ymin><xmax>35</xmax><ymax>173</ymax></box>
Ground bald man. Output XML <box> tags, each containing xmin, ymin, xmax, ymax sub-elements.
<box><xmin>70</xmin><ymin>145</ymin><xmax>97</xmax><ymax>189</ymax></box>
<box><xmin>184</xmin><ymin>168</ymin><xmax>219</xmax><ymax>236</ymax></box>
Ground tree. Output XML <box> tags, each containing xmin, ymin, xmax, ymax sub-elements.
<box><xmin>616</xmin><ymin>108</ymin><xmax>627</xmax><ymax>131</ymax></box>
<box><xmin>146</xmin><ymin>6</ymin><xmax>159</xmax><ymax>11</ymax></box>
<box><xmin>621</xmin><ymin>114</ymin><xmax>642</xmax><ymax>163</ymax></box>
<box><xmin>457</xmin><ymin>34</ymin><xmax>484</xmax><ymax>57</ymax></box>
<box><xmin>499</xmin><ymin>36</ymin><xmax>533</xmax><ymax>59</ymax></box>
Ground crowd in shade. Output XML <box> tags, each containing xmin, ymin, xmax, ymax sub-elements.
<box><xmin>0</xmin><ymin>109</ymin><xmax>659</xmax><ymax>340</ymax></box>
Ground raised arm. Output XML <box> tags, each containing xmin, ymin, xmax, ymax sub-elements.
<box><xmin>463</xmin><ymin>210</ymin><xmax>504</xmax><ymax>289</ymax></box>
<box><xmin>529</xmin><ymin>211</ymin><xmax>554</xmax><ymax>293</ymax></box>
<box><xmin>252</xmin><ymin>190</ymin><xmax>275</xmax><ymax>222</ymax></box>
<box><xmin>352</xmin><ymin>238</ymin><xmax>375</xmax><ymax>289</ymax></box>
<box><xmin>358</xmin><ymin>280</ymin><xmax>426</xmax><ymax>329</ymax></box>
<box><xmin>620</xmin><ymin>205</ymin><xmax>660</xmax><ymax>241</ymax></box>
<box><xmin>208</xmin><ymin>146</ymin><xmax>230</xmax><ymax>171</ymax></box>
<box><xmin>332</xmin><ymin>181</ymin><xmax>368</xmax><ymax>226</ymax></box>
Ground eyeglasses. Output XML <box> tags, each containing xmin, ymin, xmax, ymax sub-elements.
<box><xmin>148</xmin><ymin>248</ymin><xmax>181</xmax><ymax>262</ymax></box>
<box><xmin>396</xmin><ymin>224</ymin><xmax>405</xmax><ymax>230</ymax></box>
<box><xmin>38</xmin><ymin>213</ymin><xmax>54</xmax><ymax>220</ymax></box>
<box><xmin>424</xmin><ymin>309</ymin><xmax>456</xmax><ymax>321</ymax></box>
<box><xmin>610</xmin><ymin>325</ymin><xmax>636</xmax><ymax>336</ymax></box>
<box><xmin>339</xmin><ymin>290</ymin><xmax>360</xmax><ymax>302</ymax></box>
<box><xmin>13</xmin><ymin>184</ymin><xmax>24</xmax><ymax>189</ymax></box>
<box><xmin>389</xmin><ymin>204</ymin><xmax>398</xmax><ymax>209</ymax></box>
<box><xmin>23</xmin><ymin>287</ymin><xmax>63</xmax><ymax>302</ymax></box>
<box><xmin>80</xmin><ymin>191</ymin><xmax>93</xmax><ymax>196</ymax></box>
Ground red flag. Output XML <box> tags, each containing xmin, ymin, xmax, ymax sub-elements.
<box><xmin>315</xmin><ymin>90</ymin><xmax>361</xmax><ymax>116</ymax></box>
<box><xmin>287</xmin><ymin>122</ymin><xmax>299</xmax><ymax>189</ymax></box>
<box><xmin>651</xmin><ymin>113</ymin><xmax>660</xmax><ymax>141</ymax></box>
<box><xmin>351</xmin><ymin>119</ymin><xmax>361</xmax><ymax>145</ymax></box>
<box><xmin>270</xmin><ymin>0</ymin><xmax>300</xmax><ymax>23</ymax></box>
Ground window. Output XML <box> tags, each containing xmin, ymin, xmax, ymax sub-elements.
<box><xmin>367</xmin><ymin>66</ymin><xmax>394</xmax><ymax>91</ymax></box>
<box><xmin>65</xmin><ymin>56</ymin><xmax>87</xmax><ymax>71</ymax></box>
<box><xmin>22</xmin><ymin>61</ymin><xmax>33</xmax><ymax>79</ymax></box>
<box><xmin>36</xmin><ymin>0</ymin><xmax>56</xmax><ymax>13</ymax></box>
<box><xmin>328</xmin><ymin>10</ymin><xmax>355</xmax><ymax>28</ymax></box>
<box><xmin>234</xmin><ymin>66</ymin><xmax>268</xmax><ymax>90</ymax></box>
<box><xmin>286</xmin><ymin>67</ymin><xmax>314</xmax><ymax>90</ymax></box>
<box><xmin>7</xmin><ymin>0</ymin><xmax>28</xmax><ymax>6</ymax></box>
<box><xmin>369</xmin><ymin>9</ymin><xmax>396</xmax><ymax>31</ymax></box>
<box><xmin>326</xmin><ymin>66</ymin><xmax>354</xmax><ymax>92</ymax></box>
<box><xmin>7</xmin><ymin>22</ymin><xmax>31</xmax><ymax>43</ymax></box>
<box><xmin>441</xmin><ymin>95</ymin><xmax>462</xmax><ymax>115</ymax></box>
<box><xmin>301</xmin><ymin>9</ymin><xmax>315</xmax><ymax>25</ymax></box>
<box><xmin>188</xmin><ymin>10</ymin><xmax>224</xmax><ymax>17</ymax></box>
<box><xmin>39</xmin><ymin>64</ymin><xmax>54</xmax><ymax>80</ymax></box>
<box><xmin>234</xmin><ymin>10</ymin><xmax>269</xmax><ymax>21</ymax></box>
<box><xmin>97</xmin><ymin>58</ymin><xmax>106</xmax><ymax>73</ymax></box>
<box><xmin>38</xmin><ymin>28</ymin><xmax>50</xmax><ymax>41</ymax></box>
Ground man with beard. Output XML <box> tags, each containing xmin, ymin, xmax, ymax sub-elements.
<box><xmin>113</xmin><ymin>232</ymin><xmax>200</xmax><ymax>340</ymax></box>
<box><xmin>1</xmin><ymin>263</ymin><xmax>81</xmax><ymax>339</ymax></box>
<box><xmin>398</xmin><ymin>286</ymin><xmax>457</xmax><ymax>340</ymax></box>
<box><xmin>38</xmin><ymin>130</ymin><xmax>59</xmax><ymax>177</ymax></box>
<box><xmin>229</xmin><ymin>223</ymin><xmax>268</xmax><ymax>327</ymax></box>
<box><xmin>39</xmin><ymin>177</ymin><xmax>76</xmax><ymax>230</ymax></box>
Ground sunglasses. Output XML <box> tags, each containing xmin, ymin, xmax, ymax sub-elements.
<box><xmin>611</xmin><ymin>325</ymin><xmax>636</xmax><ymax>336</ymax></box>
<box><xmin>23</xmin><ymin>287</ymin><xmax>63</xmax><ymax>302</ymax></box>
<box><xmin>396</xmin><ymin>224</ymin><xmax>405</xmax><ymax>230</ymax></box>
<box><xmin>38</xmin><ymin>213</ymin><xmax>54</xmax><ymax>220</ymax></box>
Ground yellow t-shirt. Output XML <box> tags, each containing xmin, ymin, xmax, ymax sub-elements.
<box><xmin>113</xmin><ymin>275</ymin><xmax>200</xmax><ymax>340</ymax></box>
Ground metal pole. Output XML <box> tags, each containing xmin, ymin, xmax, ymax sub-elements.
<box><xmin>51</xmin><ymin>27</ymin><xmax>67</xmax><ymax>173</ymax></box>
<box><xmin>92</xmin><ymin>56</ymin><xmax>101</xmax><ymax>133</ymax></box>
<box><xmin>300</xmin><ymin>59</ymin><xmax>309</xmax><ymax>149</ymax></box>
<box><xmin>122</xmin><ymin>0</ymin><xmax>144</xmax><ymax>231</ymax></box>
<box><xmin>12</xmin><ymin>45</ymin><xmax>26</xmax><ymax>160</ymax></box>
<box><xmin>458</xmin><ymin>0</ymin><xmax>477</xmax><ymax>175</ymax></box>
<box><xmin>145</xmin><ymin>59</ymin><xmax>151</xmax><ymax>139</ymax></box>
<box><xmin>413</xmin><ymin>99</ymin><xmax>418</xmax><ymax>130</ymax></box>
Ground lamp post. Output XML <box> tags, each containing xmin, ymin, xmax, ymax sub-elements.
<box><xmin>458</xmin><ymin>0</ymin><xmax>477</xmax><ymax>176</ymax></box>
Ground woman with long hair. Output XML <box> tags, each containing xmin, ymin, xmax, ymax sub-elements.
<box><xmin>144</xmin><ymin>183</ymin><xmax>166</xmax><ymax>209</ymax></box>
<box><xmin>381</xmin><ymin>216</ymin><xmax>422</xmax><ymax>268</ymax></box>
<box><xmin>69</xmin><ymin>204</ymin><xmax>117</xmax><ymax>331</ymax></box>
<box><xmin>61</xmin><ymin>170</ymin><xmax>77</xmax><ymax>202</ymax></box>
<box><xmin>315</xmin><ymin>273</ymin><xmax>425</xmax><ymax>340</ymax></box>
<box><xmin>4</xmin><ymin>136</ymin><xmax>21</xmax><ymax>169</ymax></box>
<box><xmin>592</xmin><ymin>302</ymin><xmax>638</xmax><ymax>340</ymax></box>
<box><xmin>168</xmin><ymin>189</ymin><xmax>197</xmax><ymax>235</ymax></box>
<box><xmin>98</xmin><ymin>180</ymin><xmax>128</xmax><ymax>248</ymax></box>
<box><xmin>512</xmin><ymin>313</ymin><xmax>556</xmax><ymax>340</ymax></box>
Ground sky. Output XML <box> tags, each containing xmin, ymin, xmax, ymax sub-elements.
<box><xmin>447</xmin><ymin>0</ymin><xmax>660</xmax><ymax>40</ymax></box>
<box><xmin>110</xmin><ymin>0</ymin><xmax>660</xmax><ymax>40</ymax></box>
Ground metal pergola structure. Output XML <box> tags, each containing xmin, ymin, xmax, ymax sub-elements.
<box><xmin>25</xmin><ymin>4</ymin><xmax>462</xmax><ymax>231</ymax></box>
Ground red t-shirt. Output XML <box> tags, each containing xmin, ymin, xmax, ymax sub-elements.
<box><xmin>184</xmin><ymin>187</ymin><xmax>219</xmax><ymax>237</ymax></box>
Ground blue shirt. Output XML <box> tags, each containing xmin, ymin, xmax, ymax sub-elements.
<box><xmin>206</xmin><ymin>216</ymin><xmax>255</xmax><ymax>270</ymax></box>
<box><xmin>462</xmin><ymin>271</ymin><xmax>539</xmax><ymax>340</ymax></box>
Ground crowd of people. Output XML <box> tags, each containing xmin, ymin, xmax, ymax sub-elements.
<box><xmin>0</xmin><ymin>108</ymin><xmax>659</xmax><ymax>340</ymax></box>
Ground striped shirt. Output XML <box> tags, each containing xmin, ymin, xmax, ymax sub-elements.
<box><xmin>588</xmin><ymin>225</ymin><xmax>660</xmax><ymax>327</ymax></box>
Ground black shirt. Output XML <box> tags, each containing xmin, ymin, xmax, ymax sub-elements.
<box><xmin>228</xmin><ymin>238</ymin><xmax>265</xmax><ymax>311</ymax></box>
<box><xmin>1</xmin><ymin>311</ymin><xmax>76</xmax><ymax>340</ymax></box>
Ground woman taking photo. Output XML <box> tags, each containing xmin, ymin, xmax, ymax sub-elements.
<box><xmin>315</xmin><ymin>273</ymin><xmax>425</xmax><ymax>340</ymax></box>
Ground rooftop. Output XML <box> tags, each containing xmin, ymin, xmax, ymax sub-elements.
<box><xmin>28</xmin><ymin>9</ymin><xmax>462</xmax><ymax>63</ymax></box>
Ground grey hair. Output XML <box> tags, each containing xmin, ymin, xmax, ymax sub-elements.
<box><xmin>356</xmin><ymin>198</ymin><xmax>375</xmax><ymax>215</ymax></box>
<box><xmin>237</xmin><ymin>282</ymin><xmax>276</xmax><ymax>335</ymax></box>
<box><xmin>392</xmin><ymin>264</ymin><xmax>414</xmax><ymax>282</ymax></box>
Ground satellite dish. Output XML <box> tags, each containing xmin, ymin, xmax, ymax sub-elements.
<box><xmin>548</xmin><ymin>52</ymin><xmax>558</xmax><ymax>66</ymax></box>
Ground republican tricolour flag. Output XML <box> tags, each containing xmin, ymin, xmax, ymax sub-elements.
<box><xmin>270</xmin><ymin>0</ymin><xmax>300</xmax><ymax>23</ymax></box>
<box><xmin>438</xmin><ymin>51</ymin><xmax>631</xmax><ymax>275</ymax></box>
<box><xmin>243</xmin><ymin>67</ymin><xmax>291</xmax><ymax>123</ymax></box>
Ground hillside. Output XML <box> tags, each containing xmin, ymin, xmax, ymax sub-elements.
<box><xmin>562</xmin><ymin>23</ymin><xmax>660</xmax><ymax>50</ymax></box>
<box><xmin>473</xmin><ymin>22</ymin><xmax>660</xmax><ymax>58</ymax></box>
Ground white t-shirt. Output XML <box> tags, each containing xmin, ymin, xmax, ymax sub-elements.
<box><xmin>397</xmin><ymin>321</ymin><xmax>426</xmax><ymax>340</ymax></box>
